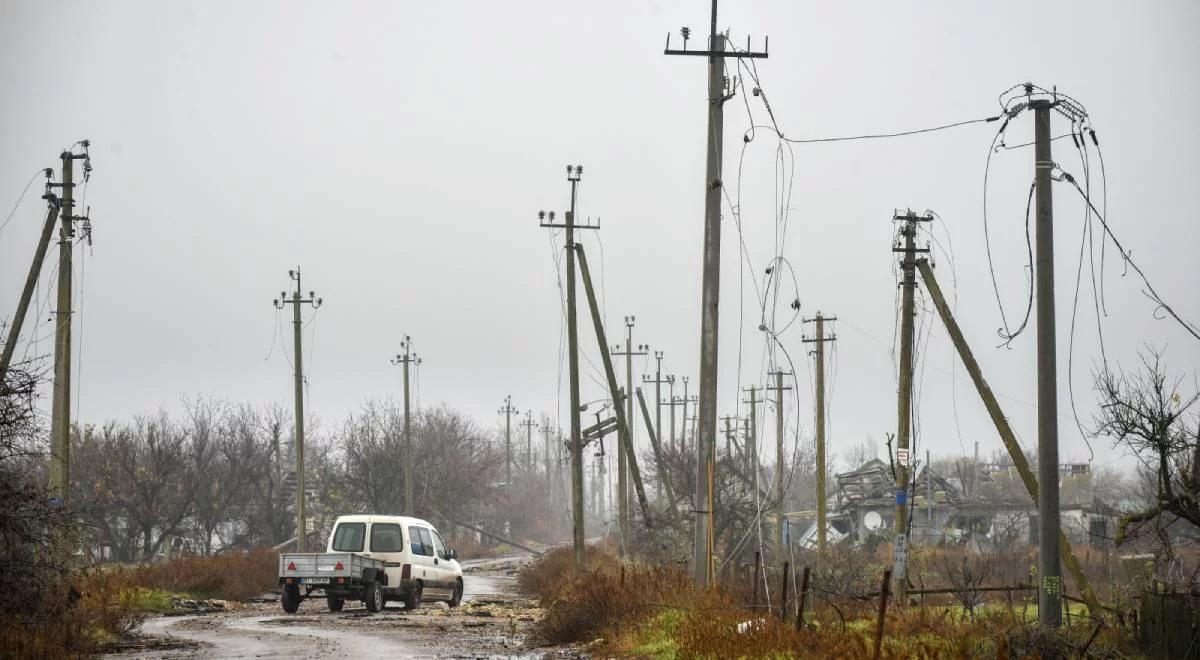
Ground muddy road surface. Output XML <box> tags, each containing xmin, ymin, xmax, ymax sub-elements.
<box><xmin>111</xmin><ymin>556</ymin><xmax>580</xmax><ymax>659</ymax></box>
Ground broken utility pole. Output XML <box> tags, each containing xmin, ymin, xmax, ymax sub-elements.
<box><xmin>611</xmin><ymin>317</ymin><xmax>648</xmax><ymax>550</ymax></box>
<box><xmin>392</xmin><ymin>336</ymin><xmax>420</xmax><ymax>515</ymax></box>
<box><xmin>538</xmin><ymin>164</ymin><xmax>594</xmax><ymax>565</ymax></box>
<box><xmin>915</xmin><ymin>257</ymin><xmax>1102</xmax><ymax>620</ymax></box>
<box><xmin>665</xmin><ymin>0</ymin><xmax>769</xmax><ymax>586</ymax></box>
<box><xmin>0</xmin><ymin>168</ymin><xmax>57</xmax><ymax>388</ymax></box>
<box><xmin>892</xmin><ymin>210</ymin><xmax>931</xmax><ymax>606</ymax></box>
<box><xmin>802</xmin><ymin>312</ymin><xmax>837</xmax><ymax>552</ymax></box>
<box><xmin>273</xmin><ymin>267</ymin><xmax>322</xmax><ymax>552</ymax></box>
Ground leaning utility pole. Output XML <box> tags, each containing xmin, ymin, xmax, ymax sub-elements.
<box><xmin>802</xmin><ymin>313</ymin><xmax>837</xmax><ymax>552</ymax></box>
<box><xmin>48</xmin><ymin>144</ymin><xmax>91</xmax><ymax>504</ymax></box>
<box><xmin>392</xmin><ymin>336</ymin><xmax>420</xmax><ymax>515</ymax></box>
<box><xmin>891</xmin><ymin>210</ymin><xmax>930</xmax><ymax>606</ymax></box>
<box><xmin>768</xmin><ymin>370</ymin><xmax>792</xmax><ymax>562</ymax></box>
<box><xmin>642</xmin><ymin>350</ymin><xmax>668</xmax><ymax>498</ymax></box>
<box><xmin>0</xmin><ymin>169</ymin><xmax>57</xmax><ymax>387</ymax></box>
<box><xmin>1031</xmin><ymin>93</ymin><xmax>1063</xmax><ymax>628</ymax></box>
<box><xmin>273</xmin><ymin>267</ymin><xmax>322</xmax><ymax>552</ymax></box>
<box><xmin>665</xmin><ymin>0</ymin><xmax>769</xmax><ymax>586</ymax></box>
<box><xmin>611</xmin><ymin>316</ymin><xmax>647</xmax><ymax>549</ymax></box>
<box><xmin>499</xmin><ymin>395</ymin><xmax>518</xmax><ymax>489</ymax></box>
<box><xmin>538</xmin><ymin>165</ymin><xmax>595</xmax><ymax>565</ymax></box>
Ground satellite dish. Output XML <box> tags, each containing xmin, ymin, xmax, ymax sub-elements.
<box><xmin>863</xmin><ymin>511</ymin><xmax>883</xmax><ymax>532</ymax></box>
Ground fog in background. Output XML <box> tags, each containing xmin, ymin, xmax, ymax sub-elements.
<box><xmin>2</xmin><ymin>1</ymin><xmax>1197</xmax><ymax>474</ymax></box>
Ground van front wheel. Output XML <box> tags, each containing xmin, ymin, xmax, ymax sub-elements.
<box><xmin>448</xmin><ymin>579</ymin><xmax>463</xmax><ymax>607</ymax></box>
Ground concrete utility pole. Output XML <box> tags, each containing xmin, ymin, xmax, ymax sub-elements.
<box><xmin>521</xmin><ymin>411</ymin><xmax>537</xmax><ymax>474</ymax></box>
<box><xmin>611</xmin><ymin>316</ymin><xmax>647</xmax><ymax>549</ymax></box>
<box><xmin>680</xmin><ymin>377</ymin><xmax>691</xmax><ymax>451</ymax></box>
<box><xmin>542</xmin><ymin>418</ymin><xmax>554</xmax><ymax>494</ymax></box>
<box><xmin>891</xmin><ymin>210</ymin><xmax>930</xmax><ymax>606</ymax></box>
<box><xmin>722</xmin><ymin>415</ymin><xmax>735</xmax><ymax>456</ymax></box>
<box><xmin>498</xmin><ymin>395</ymin><xmax>518</xmax><ymax>489</ymax></box>
<box><xmin>0</xmin><ymin>169</ymin><xmax>58</xmax><ymax>387</ymax></box>
<box><xmin>802</xmin><ymin>313</ymin><xmax>837</xmax><ymax>552</ymax></box>
<box><xmin>48</xmin><ymin>144</ymin><xmax>91</xmax><ymax>504</ymax></box>
<box><xmin>768</xmin><ymin>370</ymin><xmax>792</xmax><ymax>562</ymax></box>
<box><xmin>392</xmin><ymin>336</ymin><xmax>420</xmax><ymax>515</ymax></box>
<box><xmin>538</xmin><ymin>164</ymin><xmax>594</xmax><ymax>565</ymax></box>
<box><xmin>916</xmin><ymin>256</ymin><xmax>1102</xmax><ymax>620</ymax></box>
<box><xmin>742</xmin><ymin>385</ymin><xmax>760</xmax><ymax>504</ymax></box>
<box><xmin>1032</xmin><ymin>95</ymin><xmax>1063</xmax><ymax>628</ymax></box>
<box><xmin>665</xmin><ymin>0</ymin><xmax>769</xmax><ymax>586</ymax></box>
<box><xmin>273</xmin><ymin>267</ymin><xmax>322</xmax><ymax>552</ymax></box>
<box><xmin>642</xmin><ymin>350</ymin><xmax>668</xmax><ymax>498</ymax></box>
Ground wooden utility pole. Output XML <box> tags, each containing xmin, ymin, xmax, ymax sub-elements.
<box><xmin>521</xmin><ymin>411</ymin><xmax>537</xmax><ymax>474</ymax></box>
<box><xmin>916</xmin><ymin>256</ymin><xmax>1102</xmax><ymax>620</ymax></box>
<box><xmin>892</xmin><ymin>210</ymin><xmax>931</xmax><ymax>605</ymax></box>
<box><xmin>611</xmin><ymin>316</ymin><xmax>647</xmax><ymax>549</ymax></box>
<box><xmin>48</xmin><ymin>144</ymin><xmax>91</xmax><ymax>504</ymax></box>
<box><xmin>768</xmin><ymin>370</ymin><xmax>792</xmax><ymax>561</ymax></box>
<box><xmin>498</xmin><ymin>395</ymin><xmax>518</xmax><ymax>490</ymax></box>
<box><xmin>641</xmin><ymin>350</ymin><xmax>668</xmax><ymax>498</ymax></box>
<box><xmin>273</xmin><ymin>267</ymin><xmax>322</xmax><ymax>552</ymax></box>
<box><xmin>664</xmin><ymin>0</ymin><xmax>769</xmax><ymax>586</ymax></box>
<box><xmin>802</xmin><ymin>313</ymin><xmax>836</xmax><ymax>551</ymax></box>
<box><xmin>1031</xmin><ymin>95</ymin><xmax>1063</xmax><ymax>628</ymax></box>
<box><xmin>538</xmin><ymin>164</ymin><xmax>593</xmax><ymax>565</ymax></box>
<box><xmin>392</xmin><ymin>336</ymin><xmax>420</xmax><ymax>515</ymax></box>
<box><xmin>0</xmin><ymin>168</ymin><xmax>58</xmax><ymax>387</ymax></box>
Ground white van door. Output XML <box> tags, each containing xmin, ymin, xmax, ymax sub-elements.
<box><xmin>407</xmin><ymin>524</ymin><xmax>446</xmax><ymax>596</ymax></box>
<box><xmin>364</xmin><ymin>520</ymin><xmax>406</xmax><ymax>589</ymax></box>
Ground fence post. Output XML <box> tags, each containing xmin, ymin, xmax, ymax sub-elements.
<box><xmin>796</xmin><ymin>566</ymin><xmax>811</xmax><ymax>631</ymax></box>
<box><xmin>780</xmin><ymin>561</ymin><xmax>790</xmax><ymax>620</ymax></box>
<box><xmin>873</xmin><ymin>569</ymin><xmax>892</xmax><ymax>660</ymax></box>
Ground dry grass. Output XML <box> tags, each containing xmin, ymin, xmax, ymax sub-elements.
<box><xmin>123</xmin><ymin>547</ymin><xmax>278</xmax><ymax>602</ymax></box>
<box><xmin>0</xmin><ymin>569</ymin><xmax>146</xmax><ymax>659</ymax></box>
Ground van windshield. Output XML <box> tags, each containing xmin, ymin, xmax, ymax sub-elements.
<box><xmin>332</xmin><ymin>522</ymin><xmax>365</xmax><ymax>552</ymax></box>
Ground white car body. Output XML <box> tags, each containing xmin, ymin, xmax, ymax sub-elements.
<box><xmin>326</xmin><ymin>514</ymin><xmax>463</xmax><ymax>607</ymax></box>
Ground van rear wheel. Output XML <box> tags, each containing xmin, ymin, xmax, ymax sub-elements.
<box><xmin>363</xmin><ymin>582</ymin><xmax>384</xmax><ymax>613</ymax></box>
<box><xmin>403</xmin><ymin>582</ymin><xmax>423</xmax><ymax>610</ymax></box>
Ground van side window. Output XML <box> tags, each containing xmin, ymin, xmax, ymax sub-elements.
<box><xmin>370</xmin><ymin>523</ymin><xmax>404</xmax><ymax>552</ymax></box>
<box><xmin>408</xmin><ymin>525</ymin><xmax>433</xmax><ymax>556</ymax></box>
<box><xmin>431</xmin><ymin>530</ymin><xmax>448</xmax><ymax>560</ymax></box>
<box><xmin>332</xmin><ymin>522</ymin><xmax>365</xmax><ymax>552</ymax></box>
<box><xmin>418</xmin><ymin>528</ymin><xmax>435</xmax><ymax>556</ymax></box>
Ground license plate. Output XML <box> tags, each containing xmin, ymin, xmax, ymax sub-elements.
<box><xmin>301</xmin><ymin>577</ymin><xmax>330</xmax><ymax>584</ymax></box>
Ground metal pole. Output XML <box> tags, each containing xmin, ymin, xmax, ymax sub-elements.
<box><xmin>894</xmin><ymin>212</ymin><xmax>918</xmax><ymax>607</ymax></box>
<box><xmin>0</xmin><ymin>174</ymin><xmax>57</xmax><ymax>385</ymax></box>
<box><xmin>49</xmin><ymin>153</ymin><xmax>73</xmax><ymax>505</ymax></box>
<box><xmin>815</xmin><ymin>313</ymin><xmax>827</xmax><ymax>552</ymax></box>
<box><xmin>292</xmin><ymin>273</ymin><xmax>306</xmax><ymax>553</ymax></box>
<box><xmin>1033</xmin><ymin>100</ymin><xmax>1062</xmax><ymax>627</ymax></box>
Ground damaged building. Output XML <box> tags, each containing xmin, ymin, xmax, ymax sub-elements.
<box><xmin>793</xmin><ymin>458</ymin><xmax>1120</xmax><ymax>552</ymax></box>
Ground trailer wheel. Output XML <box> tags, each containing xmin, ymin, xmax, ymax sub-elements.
<box><xmin>403</xmin><ymin>582</ymin><xmax>423</xmax><ymax>610</ymax></box>
<box><xmin>326</xmin><ymin>596</ymin><xmax>344</xmax><ymax>612</ymax></box>
<box><xmin>364</xmin><ymin>582</ymin><xmax>384</xmax><ymax>613</ymax></box>
<box><xmin>281</xmin><ymin>585</ymin><xmax>301</xmax><ymax>614</ymax></box>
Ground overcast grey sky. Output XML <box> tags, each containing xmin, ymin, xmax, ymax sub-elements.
<box><xmin>2</xmin><ymin>1</ymin><xmax>1197</xmax><ymax>474</ymax></box>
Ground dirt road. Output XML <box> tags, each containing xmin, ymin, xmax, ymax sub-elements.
<box><xmin>111</xmin><ymin>557</ymin><xmax>577</xmax><ymax>659</ymax></box>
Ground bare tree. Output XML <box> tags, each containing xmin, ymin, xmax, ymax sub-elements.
<box><xmin>1092</xmin><ymin>349</ymin><xmax>1200</xmax><ymax>545</ymax></box>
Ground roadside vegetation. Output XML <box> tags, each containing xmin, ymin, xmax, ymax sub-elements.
<box><xmin>519</xmin><ymin>544</ymin><xmax>1146</xmax><ymax>658</ymax></box>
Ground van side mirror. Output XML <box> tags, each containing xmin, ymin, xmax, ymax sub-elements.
<box><xmin>447</xmin><ymin>548</ymin><xmax>457</xmax><ymax>560</ymax></box>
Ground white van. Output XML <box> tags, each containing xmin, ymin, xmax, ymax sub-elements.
<box><xmin>321</xmin><ymin>514</ymin><xmax>463</xmax><ymax>611</ymax></box>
